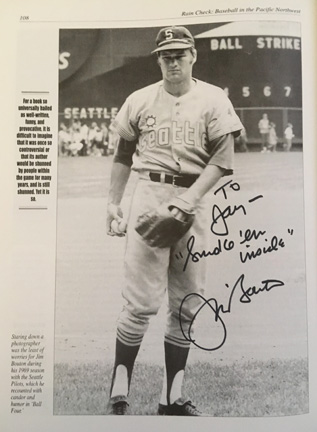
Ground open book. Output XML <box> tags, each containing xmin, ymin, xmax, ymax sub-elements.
<box><xmin>1</xmin><ymin>0</ymin><xmax>316</xmax><ymax>431</ymax></box>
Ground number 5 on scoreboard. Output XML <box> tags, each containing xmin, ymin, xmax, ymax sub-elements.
<box><xmin>242</xmin><ymin>86</ymin><xmax>250</xmax><ymax>97</ymax></box>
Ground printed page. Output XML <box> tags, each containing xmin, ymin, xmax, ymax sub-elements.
<box><xmin>1</xmin><ymin>0</ymin><xmax>316</xmax><ymax>431</ymax></box>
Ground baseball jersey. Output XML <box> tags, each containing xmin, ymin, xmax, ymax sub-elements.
<box><xmin>113</xmin><ymin>79</ymin><xmax>243</xmax><ymax>176</ymax></box>
<box><xmin>284</xmin><ymin>126</ymin><xmax>294</xmax><ymax>139</ymax></box>
<box><xmin>258</xmin><ymin>118</ymin><xmax>270</xmax><ymax>134</ymax></box>
<box><xmin>268</xmin><ymin>127</ymin><xmax>277</xmax><ymax>145</ymax></box>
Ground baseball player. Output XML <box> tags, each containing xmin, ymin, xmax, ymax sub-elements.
<box><xmin>283</xmin><ymin>123</ymin><xmax>294</xmax><ymax>151</ymax></box>
<box><xmin>106</xmin><ymin>26</ymin><xmax>243</xmax><ymax>416</ymax></box>
<box><xmin>267</xmin><ymin>122</ymin><xmax>278</xmax><ymax>152</ymax></box>
<box><xmin>258</xmin><ymin>113</ymin><xmax>270</xmax><ymax>152</ymax></box>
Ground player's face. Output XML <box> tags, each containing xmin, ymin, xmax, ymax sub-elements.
<box><xmin>158</xmin><ymin>49</ymin><xmax>196</xmax><ymax>84</ymax></box>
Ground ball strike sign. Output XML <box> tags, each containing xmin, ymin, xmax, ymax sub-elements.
<box><xmin>209</xmin><ymin>36</ymin><xmax>301</xmax><ymax>51</ymax></box>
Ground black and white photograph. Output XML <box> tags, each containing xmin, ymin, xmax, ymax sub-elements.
<box><xmin>53</xmin><ymin>21</ymin><xmax>308</xmax><ymax>417</ymax></box>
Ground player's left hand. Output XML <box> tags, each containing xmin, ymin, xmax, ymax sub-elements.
<box><xmin>169</xmin><ymin>206</ymin><xmax>188</xmax><ymax>222</ymax></box>
<box><xmin>135</xmin><ymin>196</ymin><xmax>195</xmax><ymax>248</ymax></box>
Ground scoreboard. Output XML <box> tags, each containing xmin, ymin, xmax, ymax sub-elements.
<box><xmin>194</xmin><ymin>25</ymin><xmax>302</xmax><ymax>144</ymax></box>
<box><xmin>195</xmin><ymin>36</ymin><xmax>301</xmax><ymax>108</ymax></box>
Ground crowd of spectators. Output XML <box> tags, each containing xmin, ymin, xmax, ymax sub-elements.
<box><xmin>58</xmin><ymin>119</ymin><xmax>120</xmax><ymax>157</ymax></box>
<box><xmin>60</xmin><ymin>116</ymin><xmax>296</xmax><ymax>157</ymax></box>
<box><xmin>235</xmin><ymin>114</ymin><xmax>296</xmax><ymax>153</ymax></box>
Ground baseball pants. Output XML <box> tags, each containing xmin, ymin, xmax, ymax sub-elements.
<box><xmin>117</xmin><ymin>173</ymin><xmax>212</xmax><ymax>347</ymax></box>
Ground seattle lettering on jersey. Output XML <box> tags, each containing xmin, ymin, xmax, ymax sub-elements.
<box><xmin>138</xmin><ymin>120</ymin><xmax>208</xmax><ymax>152</ymax></box>
<box><xmin>113</xmin><ymin>80</ymin><xmax>243</xmax><ymax>174</ymax></box>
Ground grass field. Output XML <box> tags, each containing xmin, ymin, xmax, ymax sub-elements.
<box><xmin>54</xmin><ymin>358</ymin><xmax>308</xmax><ymax>416</ymax></box>
<box><xmin>54</xmin><ymin>151</ymin><xmax>308</xmax><ymax>416</ymax></box>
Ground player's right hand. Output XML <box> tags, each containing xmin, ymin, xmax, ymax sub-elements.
<box><xmin>106</xmin><ymin>203</ymin><xmax>126</xmax><ymax>237</ymax></box>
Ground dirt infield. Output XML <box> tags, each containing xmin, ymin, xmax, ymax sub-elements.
<box><xmin>54</xmin><ymin>152</ymin><xmax>307</xmax><ymax>367</ymax></box>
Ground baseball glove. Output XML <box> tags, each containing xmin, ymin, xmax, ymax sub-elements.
<box><xmin>135</xmin><ymin>196</ymin><xmax>195</xmax><ymax>248</ymax></box>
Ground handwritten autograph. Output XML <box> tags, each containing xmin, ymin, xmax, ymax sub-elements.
<box><xmin>179</xmin><ymin>274</ymin><xmax>284</xmax><ymax>351</ymax></box>
<box><xmin>211</xmin><ymin>179</ymin><xmax>263</xmax><ymax>236</ymax></box>
<box><xmin>177</xmin><ymin>179</ymin><xmax>293</xmax><ymax>270</ymax></box>
<box><xmin>182</xmin><ymin>232</ymin><xmax>287</xmax><ymax>270</ymax></box>
<box><xmin>210</xmin><ymin>195</ymin><xmax>263</xmax><ymax>236</ymax></box>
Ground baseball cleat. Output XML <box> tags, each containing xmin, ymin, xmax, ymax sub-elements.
<box><xmin>107</xmin><ymin>395</ymin><xmax>129</xmax><ymax>415</ymax></box>
<box><xmin>157</xmin><ymin>398</ymin><xmax>210</xmax><ymax>416</ymax></box>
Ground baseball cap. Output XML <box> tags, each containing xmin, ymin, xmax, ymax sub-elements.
<box><xmin>152</xmin><ymin>26</ymin><xmax>195</xmax><ymax>53</ymax></box>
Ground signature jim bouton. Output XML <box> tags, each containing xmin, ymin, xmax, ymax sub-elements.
<box><xmin>178</xmin><ymin>274</ymin><xmax>284</xmax><ymax>351</ymax></box>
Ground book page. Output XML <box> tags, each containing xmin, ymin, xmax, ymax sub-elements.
<box><xmin>1</xmin><ymin>0</ymin><xmax>316</xmax><ymax>431</ymax></box>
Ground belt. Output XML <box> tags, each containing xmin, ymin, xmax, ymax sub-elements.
<box><xmin>149</xmin><ymin>172</ymin><xmax>198</xmax><ymax>188</ymax></box>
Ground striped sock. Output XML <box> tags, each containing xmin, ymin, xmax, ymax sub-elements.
<box><xmin>160</xmin><ymin>340</ymin><xmax>190</xmax><ymax>405</ymax></box>
<box><xmin>110</xmin><ymin>328</ymin><xmax>143</xmax><ymax>398</ymax></box>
